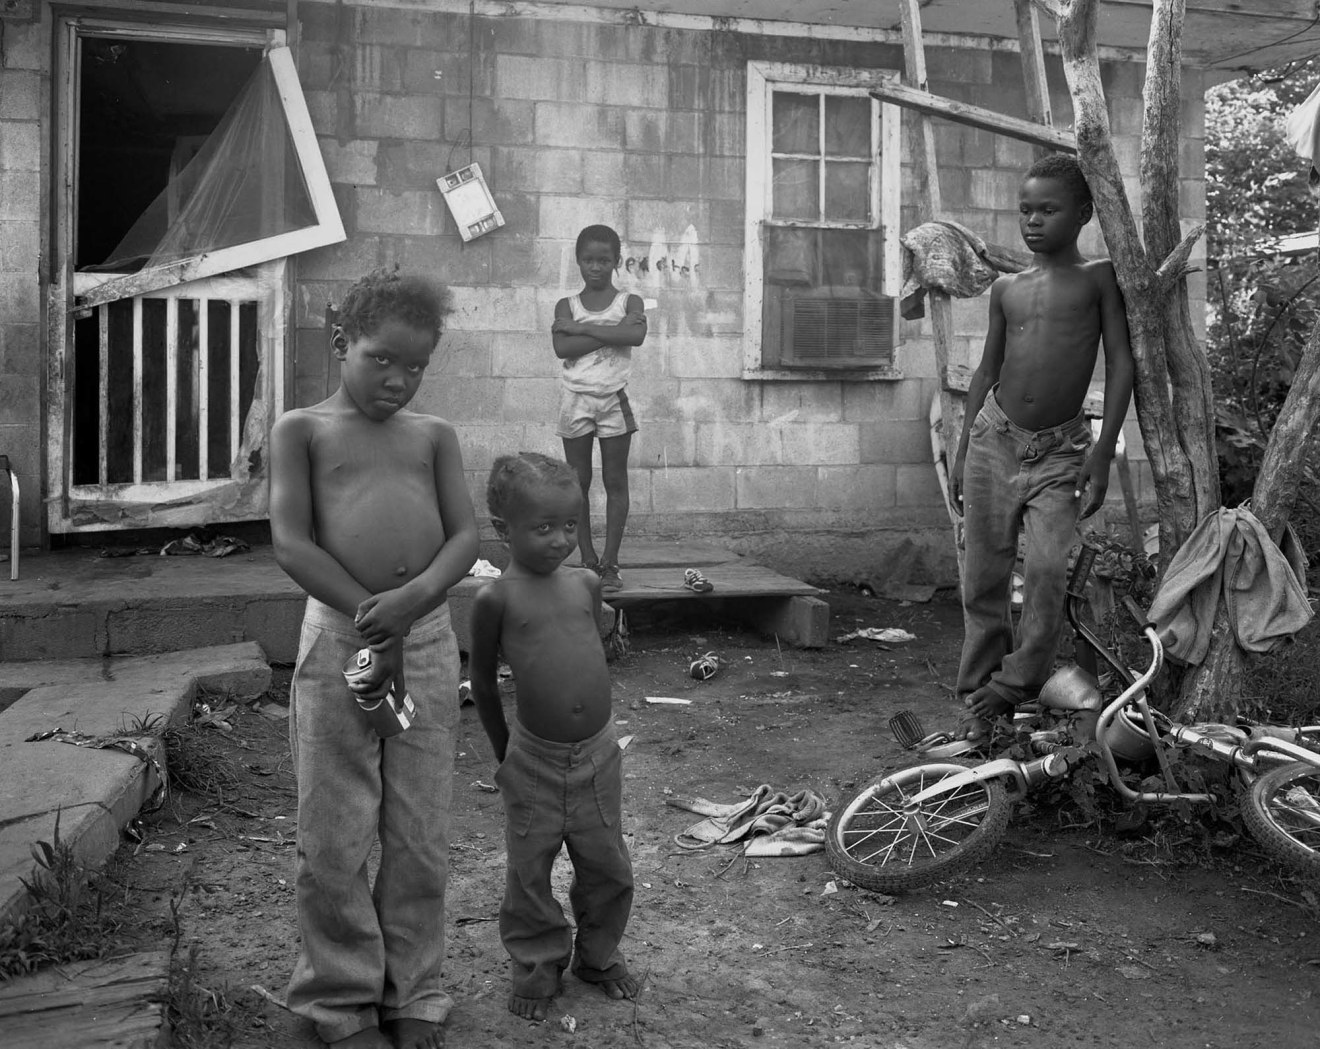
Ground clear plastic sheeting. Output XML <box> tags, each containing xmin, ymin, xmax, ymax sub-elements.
<box><xmin>99</xmin><ymin>52</ymin><xmax>317</xmax><ymax>273</ymax></box>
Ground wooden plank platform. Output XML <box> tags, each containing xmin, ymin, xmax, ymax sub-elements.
<box><xmin>567</xmin><ymin>539</ymin><xmax>746</xmax><ymax>570</ymax></box>
<box><xmin>599</xmin><ymin>561</ymin><xmax>830</xmax><ymax>649</ymax></box>
<box><xmin>0</xmin><ymin>950</ymin><xmax>170</xmax><ymax>1049</ymax></box>
<box><xmin>602</xmin><ymin>561</ymin><xmax>821</xmax><ymax>603</ymax></box>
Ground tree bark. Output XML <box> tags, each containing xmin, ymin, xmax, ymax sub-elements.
<box><xmin>1050</xmin><ymin>0</ymin><xmax>1208</xmax><ymax>563</ymax></box>
<box><xmin>1177</xmin><ymin>329</ymin><xmax>1320</xmax><ymax>719</ymax></box>
<box><xmin>1043</xmin><ymin>0</ymin><xmax>1320</xmax><ymax>718</ymax></box>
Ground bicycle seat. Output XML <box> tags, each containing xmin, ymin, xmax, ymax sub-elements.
<box><xmin>1037</xmin><ymin>665</ymin><xmax>1103</xmax><ymax>712</ymax></box>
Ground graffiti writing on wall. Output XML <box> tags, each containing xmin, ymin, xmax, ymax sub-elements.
<box><xmin>560</xmin><ymin>225</ymin><xmax>702</xmax><ymax>291</ymax></box>
<box><xmin>623</xmin><ymin>253</ymin><xmax>698</xmax><ymax>278</ymax></box>
<box><xmin>559</xmin><ymin>225</ymin><xmax>721</xmax><ymax>335</ymax></box>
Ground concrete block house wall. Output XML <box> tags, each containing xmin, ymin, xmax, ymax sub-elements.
<box><xmin>0</xmin><ymin>1</ymin><xmax>1204</xmax><ymax>581</ymax></box>
<box><xmin>0</xmin><ymin>14</ymin><xmax>43</xmax><ymax>551</ymax></box>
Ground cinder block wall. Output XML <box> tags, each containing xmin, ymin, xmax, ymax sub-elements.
<box><xmin>293</xmin><ymin>5</ymin><xmax>1203</xmax><ymax>583</ymax></box>
<box><xmin>0</xmin><ymin>15</ymin><xmax>45</xmax><ymax>549</ymax></box>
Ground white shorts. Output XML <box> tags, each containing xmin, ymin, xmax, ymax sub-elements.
<box><xmin>556</xmin><ymin>387</ymin><xmax>638</xmax><ymax>440</ymax></box>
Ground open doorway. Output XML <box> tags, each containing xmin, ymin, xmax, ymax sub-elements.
<box><xmin>49</xmin><ymin>21</ymin><xmax>343</xmax><ymax>533</ymax></box>
<box><xmin>71</xmin><ymin>38</ymin><xmax>263</xmax><ymax>489</ymax></box>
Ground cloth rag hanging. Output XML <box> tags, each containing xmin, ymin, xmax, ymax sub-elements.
<box><xmin>666</xmin><ymin>784</ymin><xmax>830</xmax><ymax>856</ymax></box>
<box><xmin>899</xmin><ymin>220</ymin><xmax>999</xmax><ymax>319</ymax></box>
<box><xmin>1285</xmin><ymin>81</ymin><xmax>1320</xmax><ymax>199</ymax></box>
<box><xmin>1146</xmin><ymin>506</ymin><xmax>1313</xmax><ymax>665</ymax></box>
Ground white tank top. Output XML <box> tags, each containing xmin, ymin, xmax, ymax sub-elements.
<box><xmin>560</xmin><ymin>291</ymin><xmax>633</xmax><ymax>395</ymax></box>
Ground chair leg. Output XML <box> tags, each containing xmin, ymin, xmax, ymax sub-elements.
<box><xmin>1</xmin><ymin>455</ymin><xmax>16</xmax><ymax>582</ymax></box>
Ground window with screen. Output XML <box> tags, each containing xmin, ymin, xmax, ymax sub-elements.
<box><xmin>744</xmin><ymin>63</ymin><xmax>901</xmax><ymax>376</ymax></box>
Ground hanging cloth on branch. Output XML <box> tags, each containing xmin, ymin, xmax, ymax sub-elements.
<box><xmin>898</xmin><ymin>220</ymin><xmax>999</xmax><ymax>319</ymax></box>
<box><xmin>1146</xmin><ymin>506</ymin><xmax>1312</xmax><ymax>665</ymax></box>
<box><xmin>1285</xmin><ymin>82</ymin><xmax>1320</xmax><ymax>199</ymax></box>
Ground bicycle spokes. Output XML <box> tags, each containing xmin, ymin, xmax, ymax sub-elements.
<box><xmin>838</xmin><ymin>769</ymin><xmax>994</xmax><ymax>869</ymax></box>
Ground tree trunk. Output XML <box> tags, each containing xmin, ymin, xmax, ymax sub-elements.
<box><xmin>1046</xmin><ymin>0</ymin><xmax>1320</xmax><ymax>720</ymax></box>
<box><xmin>1177</xmin><ymin>323</ymin><xmax>1320</xmax><ymax>718</ymax></box>
<box><xmin>1049</xmin><ymin>0</ymin><xmax>1214</xmax><ymax>560</ymax></box>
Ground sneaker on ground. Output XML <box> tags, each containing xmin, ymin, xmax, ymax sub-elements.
<box><xmin>598</xmin><ymin>563</ymin><xmax>623</xmax><ymax>592</ymax></box>
<box><xmin>683</xmin><ymin>568</ymin><xmax>714</xmax><ymax>593</ymax></box>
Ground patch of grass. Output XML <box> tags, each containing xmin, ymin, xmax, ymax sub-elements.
<box><xmin>120</xmin><ymin>711</ymin><xmax>168</xmax><ymax>735</ymax></box>
<box><xmin>1238</xmin><ymin>620</ymin><xmax>1320</xmax><ymax>725</ymax></box>
<box><xmin>168</xmin><ymin>944</ymin><xmax>265</xmax><ymax>1049</ymax></box>
<box><xmin>0</xmin><ymin>810</ymin><xmax>126</xmax><ymax>980</ymax></box>
<box><xmin>163</xmin><ymin>721</ymin><xmax>247</xmax><ymax>803</ymax></box>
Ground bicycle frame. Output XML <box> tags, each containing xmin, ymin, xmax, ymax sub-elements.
<box><xmin>1072</xmin><ymin>547</ymin><xmax>1320</xmax><ymax>806</ymax></box>
<box><xmin>904</xmin><ymin>544</ymin><xmax>1320</xmax><ymax>813</ymax></box>
<box><xmin>839</xmin><ymin>546</ymin><xmax>1320</xmax><ymax>893</ymax></box>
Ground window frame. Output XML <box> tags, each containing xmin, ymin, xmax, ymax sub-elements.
<box><xmin>743</xmin><ymin>61</ymin><xmax>902</xmax><ymax>381</ymax></box>
<box><xmin>71</xmin><ymin>39</ymin><xmax>344</xmax><ymax>312</ymax></box>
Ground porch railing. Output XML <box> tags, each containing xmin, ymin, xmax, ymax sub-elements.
<box><xmin>70</xmin><ymin>273</ymin><xmax>269</xmax><ymax>490</ymax></box>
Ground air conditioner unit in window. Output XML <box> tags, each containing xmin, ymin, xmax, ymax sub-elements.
<box><xmin>780</xmin><ymin>286</ymin><xmax>896</xmax><ymax>368</ymax></box>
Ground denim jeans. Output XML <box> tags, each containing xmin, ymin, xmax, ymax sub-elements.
<box><xmin>958</xmin><ymin>388</ymin><xmax>1090</xmax><ymax>705</ymax></box>
<box><xmin>285</xmin><ymin>598</ymin><xmax>459</xmax><ymax>1044</ymax></box>
<box><xmin>495</xmin><ymin>719</ymin><xmax>634</xmax><ymax>999</ymax></box>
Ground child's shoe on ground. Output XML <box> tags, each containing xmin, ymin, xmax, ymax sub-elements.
<box><xmin>598</xmin><ymin>563</ymin><xmax>623</xmax><ymax>592</ymax></box>
<box><xmin>683</xmin><ymin>568</ymin><xmax>714</xmax><ymax>592</ymax></box>
<box><xmin>689</xmin><ymin>652</ymin><xmax>721</xmax><ymax>680</ymax></box>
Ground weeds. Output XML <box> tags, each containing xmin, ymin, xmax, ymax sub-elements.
<box><xmin>120</xmin><ymin>711</ymin><xmax>167</xmax><ymax>735</ymax></box>
<box><xmin>1237</xmin><ymin>619</ymin><xmax>1320</xmax><ymax>724</ymax></box>
<box><xmin>163</xmin><ymin>720</ymin><xmax>246</xmax><ymax>804</ymax></box>
<box><xmin>0</xmin><ymin>810</ymin><xmax>125</xmax><ymax>980</ymax></box>
<box><xmin>168</xmin><ymin>943</ymin><xmax>264</xmax><ymax>1049</ymax></box>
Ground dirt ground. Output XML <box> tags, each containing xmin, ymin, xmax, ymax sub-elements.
<box><xmin>107</xmin><ymin>590</ymin><xmax>1320</xmax><ymax>1049</ymax></box>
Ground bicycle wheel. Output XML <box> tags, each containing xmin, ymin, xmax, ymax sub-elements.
<box><xmin>1241</xmin><ymin>761</ymin><xmax>1320</xmax><ymax>879</ymax></box>
<box><xmin>826</xmin><ymin>761</ymin><xmax>1013</xmax><ymax>893</ymax></box>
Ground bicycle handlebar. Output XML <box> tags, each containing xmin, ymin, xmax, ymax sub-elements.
<box><xmin>1121</xmin><ymin>594</ymin><xmax>1149</xmax><ymax>626</ymax></box>
<box><xmin>1063</xmin><ymin>543</ymin><xmax>1139</xmax><ymax>689</ymax></box>
<box><xmin>1067</xmin><ymin>542</ymin><xmax>1097</xmax><ymax>599</ymax></box>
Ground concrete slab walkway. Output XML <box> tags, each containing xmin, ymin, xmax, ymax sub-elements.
<box><xmin>0</xmin><ymin>539</ymin><xmax>827</xmax><ymax>660</ymax></box>
<box><xmin>0</xmin><ymin>643</ymin><xmax>271</xmax><ymax>930</ymax></box>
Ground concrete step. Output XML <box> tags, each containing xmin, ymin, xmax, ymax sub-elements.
<box><xmin>0</xmin><ymin>547</ymin><xmax>306</xmax><ymax>663</ymax></box>
<box><xmin>0</xmin><ymin>642</ymin><xmax>271</xmax><ymax>931</ymax></box>
<box><xmin>0</xmin><ymin>540</ymin><xmax>755</xmax><ymax>662</ymax></box>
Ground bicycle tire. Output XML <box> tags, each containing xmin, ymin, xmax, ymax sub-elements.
<box><xmin>1242</xmin><ymin>761</ymin><xmax>1320</xmax><ymax>879</ymax></box>
<box><xmin>826</xmin><ymin>760</ymin><xmax>1013</xmax><ymax>893</ymax></box>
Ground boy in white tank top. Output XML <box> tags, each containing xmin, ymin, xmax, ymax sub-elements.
<box><xmin>551</xmin><ymin>224</ymin><xmax>648</xmax><ymax>592</ymax></box>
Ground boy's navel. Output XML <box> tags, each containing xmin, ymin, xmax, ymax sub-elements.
<box><xmin>395</xmin><ymin>565</ymin><xmax>407</xmax><ymax>577</ymax></box>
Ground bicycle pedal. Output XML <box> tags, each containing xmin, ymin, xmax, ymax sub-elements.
<box><xmin>889</xmin><ymin>710</ymin><xmax>927</xmax><ymax>749</ymax></box>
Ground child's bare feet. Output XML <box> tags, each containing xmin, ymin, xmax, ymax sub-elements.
<box><xmin>508</xmin><ymin>994</ymin><xmax>554</xmax><ymax>1021</ymax></box>
<box><xmin>578</xmin><ymin>969</ymin><xmax>639</xmax><ymax>1000</ymax></box>
<box><xmin>328</xmin><ymin>1028</ymin><xmax>392</xmax><ymax>1049</ymax></box>
<box><xmin>962</xmin><ymin>686</ymin><xmax>1014</xmax><ymax>739</ymax></box>
<box><xmin>383</xmin><ymin>1018</ymin><xmax>445</xmax><ymax>1049</ymax></box>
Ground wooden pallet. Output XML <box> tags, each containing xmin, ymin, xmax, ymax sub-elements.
<box><xmin>597</xmin><ymin>558</ymin><xmax>829</xmax><ymax>649</ymax></box>
<box><xmin>0</xmin><ymin>950</ymin><xmax>170</xmax><ymax>1049</ymax></box>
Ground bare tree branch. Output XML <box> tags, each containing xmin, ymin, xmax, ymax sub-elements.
<box><xmin>1154</xmin><ymin>224</ymin><xmax>1205</xmax><ymax>289</ymax></box>
<box><xmin>1029</xmin><ymin>0</ymin><xmax>1065</xmax><ymax>20</ymax></box>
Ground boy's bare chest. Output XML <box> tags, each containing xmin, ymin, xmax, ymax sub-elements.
<box><xmin>312</xmin><ymin>426</ymin><xmax>434</xmax><ymax>481</ymax></box>
<box><xmin>1003</xmin><ymin>271</ymin><xmax>1096</xmax><ymax>325</ymax></box>
<box><xmin>500</xmin><ymin>584</ymin><xmax>597</xmax><ymax>647</ymax></box>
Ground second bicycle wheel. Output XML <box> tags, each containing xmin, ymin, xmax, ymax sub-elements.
<box><xmin>826</xmin><ymin>761</ymin><xmax>1013</xmax><ymax>893</ymax></box>
<box><xmin>1241</xmin><ymin>761</ymin><xmax>1320</xmax><ymax>879</ymax></box>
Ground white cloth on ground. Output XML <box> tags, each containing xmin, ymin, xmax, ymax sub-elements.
<box><xmin>666</xmin><ymin>784</ymin><xmax>830</xmax><ymax>856</ymax></box>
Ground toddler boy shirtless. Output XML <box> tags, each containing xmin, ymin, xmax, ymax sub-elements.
<box><xmin>468</xmin><ymin>452</ymin><xmax>639</xmax><ymax>1020</ymax></box>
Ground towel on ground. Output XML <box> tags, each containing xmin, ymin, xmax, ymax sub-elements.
<box><xmin>666</xmin><ymin>784</ymin><xmax>830</xmax><ymax>856</ymax></box>
<box><xmin>1147</xmin><ymin>506</ymin><xmax>1312</xmax><ymax>665</ymax></box>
